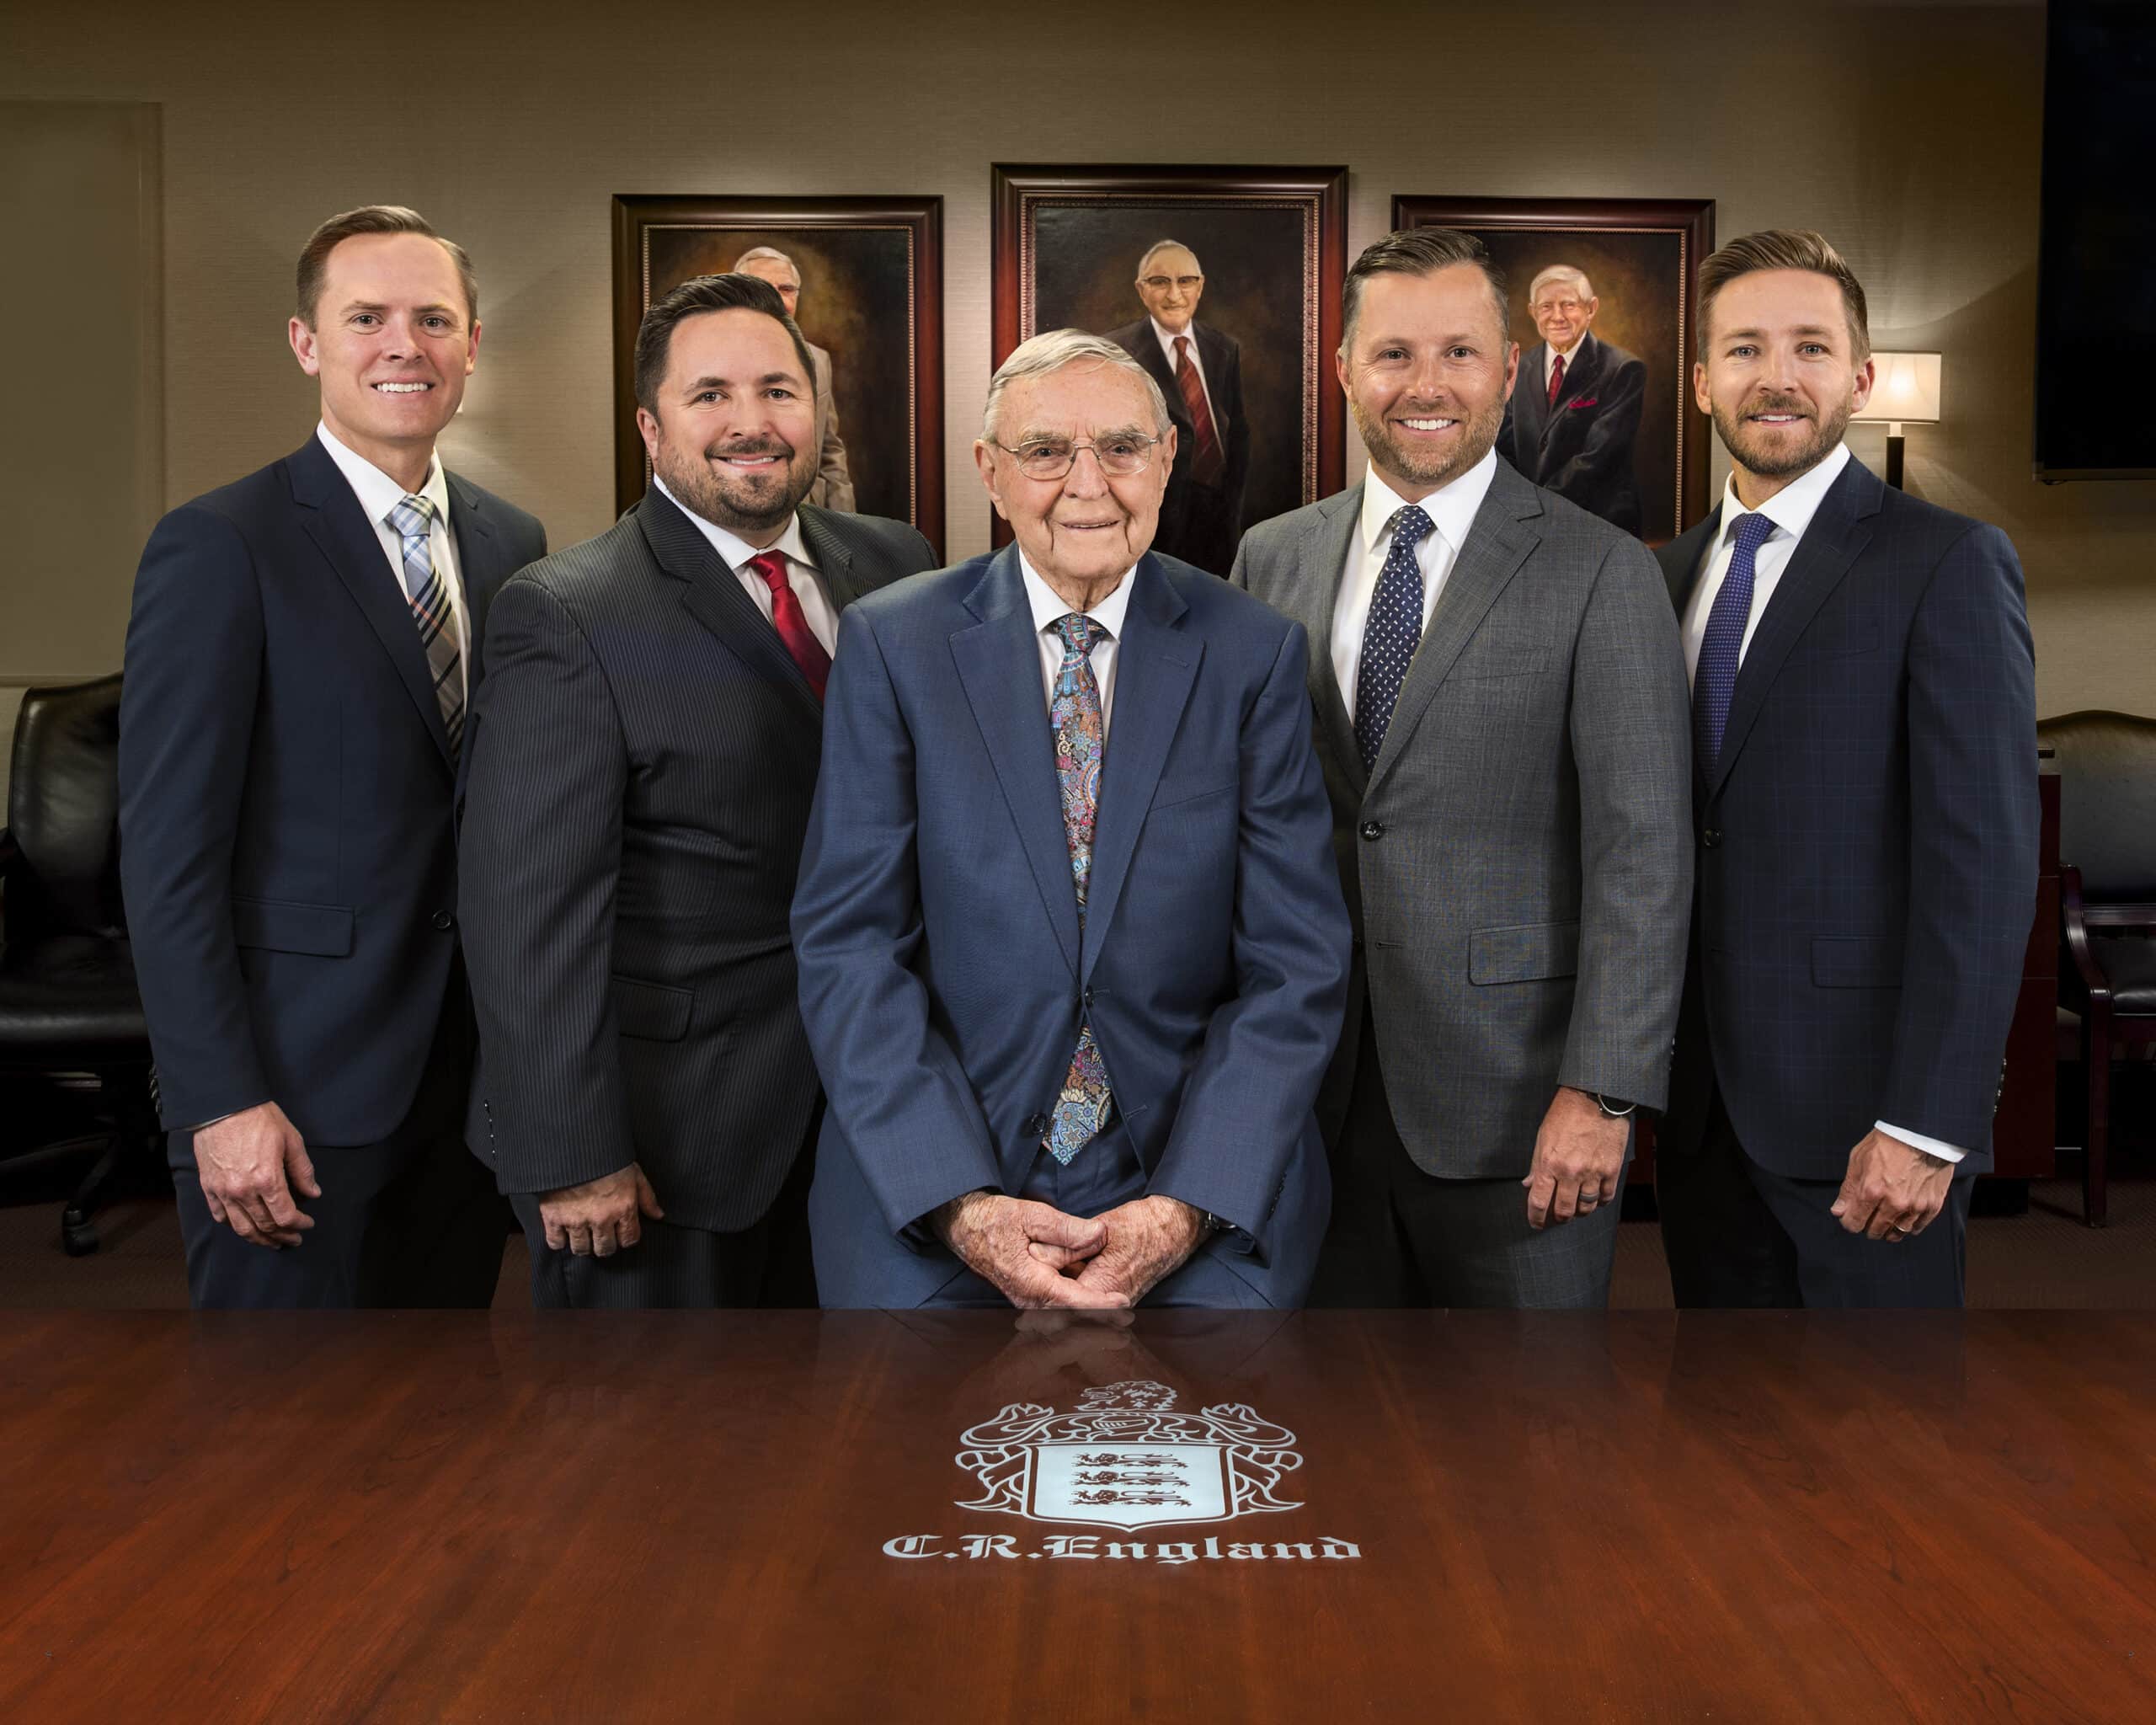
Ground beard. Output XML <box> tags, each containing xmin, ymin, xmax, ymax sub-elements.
<box><xmin>653</xmin><ymin>429</ymin><xmax>813</xmax><ymax>536</ymax></box>
<box><xmin>1712</xmin><ymin>391</ymin><xmax>1854</xmax><ymax>480</ymax></box>
<box><xmin>1350</xmin><ymin>387</ymin><xmax>1507</xmax><ymax>492</ymax></box>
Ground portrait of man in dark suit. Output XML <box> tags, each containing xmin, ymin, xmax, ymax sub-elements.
<box><xmin>1499</xmin><ymin>264</ymin><xmax>1647</xmax><ymax>535</ymax></box>
<box><xmin>1656</xmin><ymin>230</ymin><xmax>2037</xmax><ymax>1308</ymax></box>
<box><xmin>119</xmin><ymin>206</ymin><xmax>547</xmax><ymax>1309</ymax></box>
<box><xmin>458</xmin><ymin>272</ymin><xmax>937</xmax><ymax>1308</ymax></box>
<box><xmin>1105</xmin><ymin>240</ymin><xmax>1252</xmax><ymax>575</ymax></box>
<box><xmin>794</xmin><ymin>328</ymin><xmax>1350</xmax><ymax>1310</ymax></box>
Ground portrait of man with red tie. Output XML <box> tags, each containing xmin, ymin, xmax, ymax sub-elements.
<box><xmin>1104</xmin><ymin>240</ymin><xmax>1253</xmax><ymax>575</ymax></box>
<box><xmin>1497</xmin><ymin>264</ymin><xmax>1649</xmax><ymax>536</ymax></box>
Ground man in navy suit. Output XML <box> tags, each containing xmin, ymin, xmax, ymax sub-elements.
<box><xmin>1106</xmin><ymin>241</ymin><xmax>1251</xmax><ymax>576</ymax></box>
<box><xmin>793</xmin><ymin>329</ymin><xmax>1351</xmax><ymax>1308</ymax></box>
<box><xmin>120</xmin><ymin>206</ymin><xmax>545</xmax><ymax>1308</ymax></box>
<box><xmin>1656</xmin><ymin>230</ymin><xmax>2036</xmax><ymax>1307</ymax></box>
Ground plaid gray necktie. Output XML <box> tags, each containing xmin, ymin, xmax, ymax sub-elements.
<box><xmin>388</xmin><ymin>494</ymin><xmax>464</xmax><ymax>759</ymax></box>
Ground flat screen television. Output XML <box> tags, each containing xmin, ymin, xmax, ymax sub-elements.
<box><xmin>2034</xmin><ymin>2</ymin><xmax>2156</xmax><ymax>479</ymax></box>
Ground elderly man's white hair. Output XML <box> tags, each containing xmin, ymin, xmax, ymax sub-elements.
<box><xmin>981</xmin><ymin>328</ymin><xmax>1173</xmax><ymax>443</ymax></box>
<box><xmin>1136</xmin><ymin>238</ymin><xmax>1203</xmax><ymax>278</ymax></box>
<box><xmin>733</xmin><ymin>244</ymin><xmax>799</xmax><ymax>277</ymax></box>
<box><xmin>1529</xmin><ymin>264</ymin><xmax>1594</xmax><ymax>302</ymax></box>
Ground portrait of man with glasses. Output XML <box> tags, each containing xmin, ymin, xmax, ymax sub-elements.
<box><xmin>1498</xmin><ymin>264</ymin><xmax>1648</xmax><ymax>536</ymax></box>
<box><xmin>1104</xmin><ymin>239</ymin><xmax>1253</xmax><ymax>575</ymax></box>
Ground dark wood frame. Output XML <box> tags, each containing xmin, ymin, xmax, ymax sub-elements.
<box><xmin>990</xmin><ymin>163</ymin><xmax>1348</xmax><ymax>547</ymax></box>
<box><xmin>610</xmin><ymin>195</ymin><xmax>944</xmax><ymax>552</ymax></box>
<box><xmin>1391</xmin><ymin>195</ymin><xmax>1716</xmax><ymax>536</ymax></box>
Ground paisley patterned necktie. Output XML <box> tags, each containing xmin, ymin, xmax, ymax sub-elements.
<box><xmin>1044</xmin><ymin>612</ymin><xmax>1111</xmax><ymax>1164</ymax></box>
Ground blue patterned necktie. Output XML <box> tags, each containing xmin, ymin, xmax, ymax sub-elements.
<box><xmin>1044</xmin><ymin>612</ymin><xmax>1111</xmax><ymax>1165</ymax></box>
<box><xmin>388</xmin><ymin>494</ymin><xmax>465</xmax><ymax>759</ymax></box>
<box><xmin>1692</xmin><ymin>510</ymin><xmax>1777</xmax><ymax>769</ymax></box>
<box><xmin>1353</xmin><ymin>504</ymin><xmax>1435</xmax><ymax>772</ymax></box>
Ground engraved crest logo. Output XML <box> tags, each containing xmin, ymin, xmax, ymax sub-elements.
<box><xmin>953</xmin><ymin>1380</ymin><xmax>1302</xmax><ymax>1531</ymax></box>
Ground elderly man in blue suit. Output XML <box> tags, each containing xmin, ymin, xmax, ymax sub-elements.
<box><xmin>793</xmin><ymin>329</ymin><xmax>1351</xmax><ymax>1308</ymax></box>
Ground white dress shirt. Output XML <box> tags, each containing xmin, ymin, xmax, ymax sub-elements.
<box><xmin>1544</xmin><ymin>333</ymin><xmax>1587</xmax><ymax>396</ymax></box>
<box><xmin>653</xmin><ymin>475</ymin><xmax>840</xmax><ymax>656</ymax></box>
<box><xmin>317</xmin><ymin>423</ymin><xmax>468</xmax><ymax>702</ymax></box>
<box><xmin>1020</xmin><ymin>553</ymin><xmax>1134</xmax><ymax>737</ymax></box>
<box><xmin>1331</xmin><ymin>447</ymin><xmax>1500</xmax><ymax>721</ymax></box>
<box><xmin>1150</xmin><ymin>318</ymin><xmax>1220</xmax><ymax>431</ymax></box>
<box><xmin>1679</xmin><ymin>441</ymin><xmax>1964</xmax><ymax>1166</ymax></box>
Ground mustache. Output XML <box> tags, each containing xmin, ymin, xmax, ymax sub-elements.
<box><xmin>1742</xmin><ymin>396</ymin><xmax>1813</xmax><ymax>419</ymax></box>
<box><xmin>704</xmin><ymin>437</ymin><xmax>797</xmax><ymax>462</ymax></box>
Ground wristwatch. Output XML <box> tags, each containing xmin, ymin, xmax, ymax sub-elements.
<box><xmin>1593</xmin><ymin>1093</ymin><xmax>1637</xmax><ymax>1119</ymax></box>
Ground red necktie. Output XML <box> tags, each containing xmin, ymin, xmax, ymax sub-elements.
<box><xmin>1173</xmin><ymin>336</ymin><xmax>1226</xmax><ymax>488</ymax></box>
<box><xmin>745</xmin><ymin>550</ymin><xmax>831</xmax><ymax>701</ymax></box>
<box><xmin>1547</xmin><ymin>350</ymin><xmax>1566</xmax><ymax>409</ymax></box>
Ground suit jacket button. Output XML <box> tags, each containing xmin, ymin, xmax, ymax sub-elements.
<box><xmin>1701</xmin><ymin>828</ymin><xmax>1721</xmax><ymax>849</ymax></box>
<box><xmin>1082</xmin><ymin>987</ymin><xmax>1094</xmax><ymax>1007</ymax></box>
<box><xmin>1359</xmin><ymin>820</ymin><xmax>1385</xmax><ymax>841</ymax></box>
<box><xmin>1023</xmin><ymin>1114</ymin><xmax>1049</xmax><ymax>1137</ymax></box>
<box><xmin>432</xmin><ymin>909</ymin><xmax>456</xmax><ymax>930</ymax></box>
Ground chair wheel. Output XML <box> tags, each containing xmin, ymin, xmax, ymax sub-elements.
<box><xmin>61</xmin><ymin>1210</ymin><xmax>99</xmax><ymax>1257</ymax></box>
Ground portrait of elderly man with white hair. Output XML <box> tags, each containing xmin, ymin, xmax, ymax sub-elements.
<box><xmin>793</xmin><ymin>328</ymin><xmax>1350</xmax><ymax>1310</ymax></box>
<box><xmin>1499</xmin><ymin>263</ymin><xmax>1647</xmax><ymax>535</ymax></box>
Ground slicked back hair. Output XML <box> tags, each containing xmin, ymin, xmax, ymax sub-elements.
<box><xmin>296</xmin><ymin>205</ymin><xmax>478</xmax><ymax>328</ymax></box>
<box><xmin>1697</xmin><ymin>228</ymin><xmax>1870</xmax><ymax>362</ymax></box>
<box><xmin>981</xmin><ymin>328</ymin><xmax>1172</xmax><ymax>444</ymax></box>
<box><xmin>632</xmin><ymin>272</ymin><xmax>817</xmax><ymax>416</ymax></box>
<box><xmin>1341</xmin><ymin>227</ymin><xmax>1509</xmax><ymax>354</ymax></box>
<box><xmin>1528</xmin><ymin>264</ymin><xmax>1594</xmax><ymax>304</ymax></box>
<box><xmin>1136</xmin><ymin>238</ymin><xmax>1202</xmax><ymax>279</ymax></box>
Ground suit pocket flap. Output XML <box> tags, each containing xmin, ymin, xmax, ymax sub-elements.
<box><xmin>1811</xmin><ymin>936</ymin><xmax>1901</xmax><ymax>988</ymax></box>
<box><xmin>611</xmin><ymin>975</ymin><xmax>692</xmax><ymax>1042</ymax></box>
<box><xmin>1451</xmin><ymin>647</ymin><xmax>1550</xmax><ymax>681</ymax></box>
<box><xmin>231</xmin><ymin>896</ymin><xmax>353</xmax><ymax>957</ymax></box>
<box><xmin>1469</xmin><ymin>921</ymin><xmax>1580</xmax><ymax>984</ymax></box>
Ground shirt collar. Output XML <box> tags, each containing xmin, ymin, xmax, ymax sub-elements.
<box><xmin>1151</xmin><ymin>317</ymin><xmax>1198</xmax><ymax>354</ymax></box>
<box><xmin>1359</xmin><ymin>445</ymin><xmax>1500</xmax><ymax>556</ymax></box>
<box><xmin>1018</xmin><ymin>549</ymin><xmax>1135</xmax><ymax>642</ymax></box>
<box><xmin>1714</xmin><ymin>440</ymin><xmax>1851</xmax><ymax>555</ymax></box>
<box><xmin>317</xmin><ymin>421</ymin><xmax>449</xmax><ymax>530</ymax></box>
<box><xmin>1548</xmin><ymin>332</ymin><xmax>1588</xmax><ymax>365</ymax></box>
<box><xmin>653</xmin><ymin>473</ymin><xmax>814</xmax><ymax>573</ymax></box>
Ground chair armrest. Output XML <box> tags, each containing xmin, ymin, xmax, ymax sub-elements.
<box><xmin>2060</xmin><ymin>864</ymin><xmax>2127</xmax><ymax>1005</ymax></box>
<box><xmin>0</xmin><ymin>825</ymin><xmax>15</xmax><ymax>929</ymax></box>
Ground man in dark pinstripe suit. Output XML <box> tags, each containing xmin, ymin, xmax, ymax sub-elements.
<box><xmin>1657</xmin><ymin>232</ymin><xmax>2037</xmax><ymax>1307</ymax></box>
<box><xmin>458</xmin><ymin>275</ymin><xmax>937</xmax><ymax>1306</ymax></box>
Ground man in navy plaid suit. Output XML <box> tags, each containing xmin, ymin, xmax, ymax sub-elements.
<box><xmin>1655</xmin><ymin>230</ymin><xmax>2037</xmax><ymax>1307</ymax></box>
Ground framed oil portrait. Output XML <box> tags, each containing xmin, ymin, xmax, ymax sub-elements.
<box><xmin>1393</xmin><ymin>196</ymin><xmax>1715</xmax><ymax>544</ymax></box>
<box><xmin>611</xmin><ymin>195</ymin><xmax>944</xmax><ymax>552</ymax></box>
<box><xmin>990</xmin><ymin>164</ymin><xmax>1348</xmax><ymax>574</ymax></box>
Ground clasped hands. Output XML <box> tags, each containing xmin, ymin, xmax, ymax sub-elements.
<box><xmin>933</xmin><ymin>1189</ymin><xmax>1205</xmax><ymax>1310</ymax></box>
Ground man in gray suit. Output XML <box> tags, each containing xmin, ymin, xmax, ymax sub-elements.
<box><xmin>1233</xmin><ymin>228</ymin><xmax>1692</xmax><ymax>1307</ymax></box>
<box><xmin>734</xmin><ymin>246</ymin><xmax>857</xmax><ymax>512</ymax></box>
<box><xmin>459</xmin><ymin>273</ymin><xmax>937</xmax><ymax>1306</ymax></box>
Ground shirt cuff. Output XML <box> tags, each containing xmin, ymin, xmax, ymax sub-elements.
<box><xmin>1874</xmin><ymin>1121</ymin><xmax>1967</xmax><ymax>1165</ymax></box>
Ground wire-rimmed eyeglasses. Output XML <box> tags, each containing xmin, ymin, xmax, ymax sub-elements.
<box><xmin>990</xmin><ymin>434</ymin><xmax>1163</xmax><ymax>481</ymax></box>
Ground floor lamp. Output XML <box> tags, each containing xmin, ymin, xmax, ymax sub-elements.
<box><xmin>1854</xmin><ymin>351</ymin><xmax>1942</xmax><ymax>488</ymax></box>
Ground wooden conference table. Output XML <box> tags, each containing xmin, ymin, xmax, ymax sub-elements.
<box><xmin>3</xmin><ymin>1311</ymin><xmax>2152</xmax><ymax>1723</ymax></box>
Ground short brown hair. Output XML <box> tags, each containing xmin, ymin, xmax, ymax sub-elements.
<box><xmin>1696</xmin><ymin>229</ymin><xmax>1870</xmax><ymax>362</ymax></box>
<box><xmin>632</xmin><ymin>273</ymin><xmax>817</xmax><ymax>415</ymax></box>
<box><xmin>296</xmin><ymin>206</ymin><xmax>477</xmax><ymax>328</ymax></box>
<box><xmin>1341</xmin><ymin>227</ymin><xmax>1509</xmax><ymax>353</ymax></box>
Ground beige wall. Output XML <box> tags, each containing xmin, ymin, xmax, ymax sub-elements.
<box><xmin>3</xmin><ymin>0</ymin><xmax>2148</xmax><ymax>726</ymax></box>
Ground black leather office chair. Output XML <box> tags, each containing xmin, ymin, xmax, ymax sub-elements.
<box><xmin>0</xmin><ymin>674</ymin><xmax>159</xmax><ymax>1255</ymax></box>
<box><xmin>2038</xmin><ymin>709</ymin><xmax>2156</xmax><ymax>1227</ymax></box>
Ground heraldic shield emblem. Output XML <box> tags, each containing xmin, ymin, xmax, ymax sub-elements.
<box><xmin>954</xmin><ymin>1381</ymin><xmax>1303</xmax><ymax>1532</ymax></box>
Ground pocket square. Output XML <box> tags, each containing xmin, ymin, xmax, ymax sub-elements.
<box><xmin>1567</xmin><ymin>397</ymin><xmax>1599</xmax><ymax>409</ymax></box>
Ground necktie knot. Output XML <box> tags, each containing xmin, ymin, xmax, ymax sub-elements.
<box><xmin>389</xmin><ymin>494</ymin><xmax>434</xmax><ymax>538</ymax></box>
<box><xmin>745</xmin><ymin>549</ymin><xmax>791</xmax><ymax>595</ymax></box>
<box><xmin>1729</xmin><ymin>510</ymin><xmax>1776</xmax><ymax>557</ymax></box>
<box><xmin>1053</xmin><ymin>611</ymin><xmax>1102</xmax><ymax>659</ymax></box>
<box><xmin>1390</xmin><ymin>504</ymin><xmax>1434</xmax><ymax>553</ymax></box>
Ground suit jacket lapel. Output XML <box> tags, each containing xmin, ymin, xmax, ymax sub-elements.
<box><xmin>446</xmin><ymin>469</ymin><xmax>504</xmax><ymax>687</ymax></box>
<box><xmin>1662</xmin><ymin>509</ymin><xmax>1721</xmax><ymax>614</ymax></box>
<box><xmin>1709</xmin><ymin>459</ymin><xmax>1881</xmax><ymax>794</ymax></box>
<box><xmin>1082</xmin><ymin>557</ymin><xmax>1198</xmax><ymax>985</ymax></box>
<box><xmin>1366</xmin><ymin>462</ymin><xmax>1542</xmax><ymax>796</ymax></box>
<box><xmin>641</xmin><ymin>489</ymin><xmax>824</xmax><ymax>719</ymax></box>
<box><xmin>1195</xmin><ymin>323</ymin><xmax>1233</xmax><ymax>438</ymax></box>
<box><xmin>1282</xmin><ymin>489</ymin><xmax>1366</xmax><ymax>793</ymax></box>
<box><xmin>286</xmin><ymin>438</ymin><xmax>454</xmax><ymax>773</ymax></box>
<box><xmin>798</xmin><ymin>505</ymin><xmax>867</xmax><ymax>612</ymax></box>
<box><xmin>1542</xmin><ymin>334</ymin><xmax>1604</xmax><ymax>442</ymax></box>
<box><xmin>949</xmin><ymin>547</ymin><xmax>1081</xmax><ymax>978</ymax></box>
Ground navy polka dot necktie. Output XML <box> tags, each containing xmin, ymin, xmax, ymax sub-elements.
<box><xmin>1353</xmin><ymin>504</ymin><xmax>1434</xmax><ymax>772</ymax></box>
<box><xmin>1692</xmin><ymin>510</ymin><xmax>1778</xmax><ymax>770</ymax></box>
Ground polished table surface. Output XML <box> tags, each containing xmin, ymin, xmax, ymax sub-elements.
<box><xmin>3</xmin><ymin>1311</ymin><xmax>2153</xmax><ymax>1723</ymax></box>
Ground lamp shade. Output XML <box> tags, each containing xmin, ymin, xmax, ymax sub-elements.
<box><xmin>1854</xmin><ymin>351</ymin><xmax>1942</xmax><ymax>424</ymax></box>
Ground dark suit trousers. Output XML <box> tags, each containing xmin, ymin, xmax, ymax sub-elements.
<box><xmin>170</xmin><ymin>980</ymin><xmax>507</xmax><ymax>1310</ymax></box>
<box><xmin>510</xmin><ymin>1113</ymin><xmax>819</xmax><ymax>1310</ymax></box>
<box><xmin>1308</xmin><ymin>1005</ymin><xmax>1627</xmax><ymax>1309</ymax></box>
<box><xmin>1657</xmin><ymin>1081</ymin><xmax>1972</xmax><ymax>1309</ymax></box>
